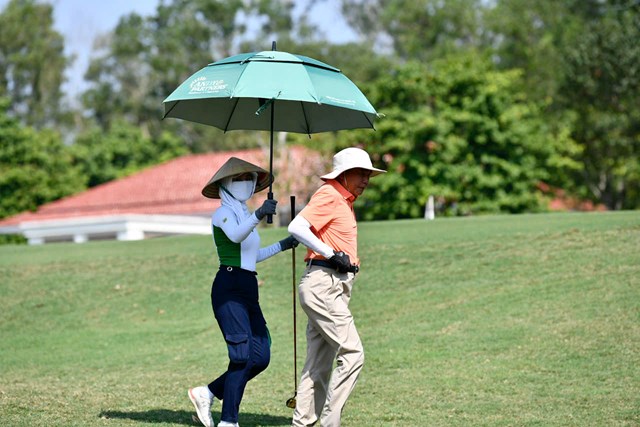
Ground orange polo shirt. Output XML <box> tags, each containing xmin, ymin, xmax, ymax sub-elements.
<box><xmin>299</xmin><ymin>179</ymin><xmax>359</xmax><ymax>266</ymax></box>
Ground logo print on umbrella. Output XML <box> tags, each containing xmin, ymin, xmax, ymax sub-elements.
<box><xmin>189</xmin><ymin>77</ymin><xmax>227</xmax><ymax>95</ymax></box>
<box><xmin>325</xmin><ymin>96</ymin><xmax>357</xmax><ymax>107</ymax></box>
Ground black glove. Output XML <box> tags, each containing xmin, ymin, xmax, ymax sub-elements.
<box><xmin>279</xmin><ymin>235</ymin><xmax>299</xmax><ymax>251</ymax></box>
<box><xmin>255</xmin><ymin>199</ymin><xmax>277</xmax><ymax>220</ymax></box>
<box><xmin>329</xmin><ymin>251</ymin><xmax>351</xmax><ymax>273</ymax></box>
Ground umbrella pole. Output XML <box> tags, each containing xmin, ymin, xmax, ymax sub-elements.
<box><xmin>266</xmin><ymin>102</ymin><xmax>275</xmax><ymax>224</ymax></box>
<box><xmin>286</xmin><ymin>195</ymin><xmax>298</xmax><ymax>409</ymax></box>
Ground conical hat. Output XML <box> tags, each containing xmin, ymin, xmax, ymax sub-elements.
<box><xmin>202</xmin><ymin>157</ymin><xmax>273</xmax><ymax>199</ymax></box>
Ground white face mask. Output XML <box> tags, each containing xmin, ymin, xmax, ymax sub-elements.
<box><xmin>227</xmin><ymin>180</ymin><xmax>255</xmax><ymax>202</ymax></box>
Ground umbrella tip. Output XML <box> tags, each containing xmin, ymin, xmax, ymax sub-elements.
<box><xmin>272</xmin><ymin>41</ymin><xmax>276</xmax><ymax>51</ymax></box>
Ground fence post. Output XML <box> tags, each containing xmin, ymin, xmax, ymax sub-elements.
<box><xmin>424</xmin><ymin>195</ymin><xmax>435</xmax><ymax>220</ymax></box>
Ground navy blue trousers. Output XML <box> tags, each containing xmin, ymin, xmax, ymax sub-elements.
<box><xmin>207</xmin><ymin>267</ymin><xmax>270</xmax><ymax>423</ymax></box>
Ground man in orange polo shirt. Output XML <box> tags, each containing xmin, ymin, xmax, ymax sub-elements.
<box><xmin>288</xmin><ymin>147</ymin><xmax>386</xmax><ymax>427</ymax></box>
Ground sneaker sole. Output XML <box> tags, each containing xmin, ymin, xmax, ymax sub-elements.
<box><xmin>188</xmin><ymin>388</ymin><xmax>212</xmax><ymax>427</ymax></box>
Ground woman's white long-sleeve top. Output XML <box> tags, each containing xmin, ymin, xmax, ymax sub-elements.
<box><xmin>211</xmin><ymin>206</ymin><xmax>281</xmax><ymax>272</ymax></box>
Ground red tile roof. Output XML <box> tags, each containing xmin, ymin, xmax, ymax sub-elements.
<box><xmin>0</xmin><ymin>146</ymin><xmax>324</xmax><ymax>227</ymax></box>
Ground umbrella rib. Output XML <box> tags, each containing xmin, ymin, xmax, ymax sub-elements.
<box><xmin>162</xmin><ymin>101</ymin><xmax>179</xmax><ymax>120</ymax></box>
<box><xmin>300</xmin><ymin>101</ymin><xmax>311</xmax><ymax>135</ymax></box>
<box><xmin>363</xmin><ymin>111</ymin><xmax>376</xmax><ymax>131</ymax></box>
<box><xmin>223</xmin><ymin>98</ymin><xmax>240</xmax><ymax>132</ymax></box>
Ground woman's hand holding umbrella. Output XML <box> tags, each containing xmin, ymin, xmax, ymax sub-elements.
<box><xmin>255</xmin><ymin>199</ymin><xmax>277</xmax><ymax>220</ymax></box>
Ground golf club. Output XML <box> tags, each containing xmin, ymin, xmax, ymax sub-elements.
<box><xmin>286</xmin><ymin>195</ymin><xmax>297</xmax><ymax>409</ymax></box>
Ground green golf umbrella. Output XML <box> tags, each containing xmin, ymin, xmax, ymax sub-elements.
<box><xmin>162</xmin><ymin>44</ymin><xmax>379</xmax><ymax>218</ymax></box>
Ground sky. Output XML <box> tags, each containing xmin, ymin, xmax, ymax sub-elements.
<box><xmin>0</xmin><ymin>0</ymin><xmax>357</xmax><ymax>101</ymax></box>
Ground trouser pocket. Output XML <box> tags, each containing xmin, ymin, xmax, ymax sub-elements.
<box><xmin>225</xmin><ymin>333</ymin><xmax>249</xmax><ymax>363</ymax></box>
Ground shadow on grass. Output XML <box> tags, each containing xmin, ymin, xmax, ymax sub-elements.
<box><xmin>99</xmin><ymin>409</ymin><xmax>291</xmax><ymax>426</ymax></box>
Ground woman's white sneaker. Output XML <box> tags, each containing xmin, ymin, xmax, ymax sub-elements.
<box><xmin>188</xmin><ymin>386</ymin><xmax>214</xmax><ymax>427</ymax></box>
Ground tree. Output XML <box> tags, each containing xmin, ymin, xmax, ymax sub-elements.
<box><xmin>483</xmin><ymin>0</ymin><xmax>576</xmax><ymax>102</ymax></box>
<box><xmin>483</xmin><ymin>0</ymin><xmax>640</xmax><ymax>209</ymax></box>
<box><xmin>70</xmin><ymin>120</ymin><xmax>187</xmax><ymax>188</ymax></box>
<box><xmin>81</xmin><ymin>0</ymin><xmax>300</xmax><ymax>152</ymax></box>
<box><xmin>559</xmin><ymin>4</ymin><xmax>640</xmax><ymax>209</ymax></box>
<box><xmin>0</xmin><ymin>0</ymin><xmax>70</xmax><ymax>128</ymax></box>
<box><xmin>340</xmin><ymin>0</ymin><xmax>484</xmax><ymax>61</ymax></box>
<box><xmin>0</xmin><ymin>99</ymin><xmax>84</xmax><ymax>219</ymax></box>
<box><xmin>334</xmin><ymin>55</ymin><xmax>580</xmax><ymax>219</ymax></box>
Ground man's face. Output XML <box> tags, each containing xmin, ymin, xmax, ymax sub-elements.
<box><xmin>341</xmin><ymin>168</ymin><xmax>371</xmax><ymax>197</ymax></box>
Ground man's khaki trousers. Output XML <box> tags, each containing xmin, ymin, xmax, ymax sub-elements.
<box><xmin>292</xmin><ymin>266</ymin><xmax>364</xmax><ymax>427</ymax></box>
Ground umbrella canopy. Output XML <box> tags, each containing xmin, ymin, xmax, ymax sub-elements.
<box><xmin>163</xmin><ymin>46</ymin><xmax>379</xmax><ymax>223</ymax></box>
<box><xmin>163</xmin><ymin>50</ymin><xmax>379</xmax><ymax>134</ymax></box>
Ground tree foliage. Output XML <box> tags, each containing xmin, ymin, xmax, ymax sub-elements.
<box><xmin>340</xmin><ymin>0</ymin><xmax>640</xmax><ymax>212</ymax></box>
<box><xmin>334</xmin><ymin>56</ymin><xmax>580</xmax><ymax>219</ymax></box>
<box><xmin>0</xmin><ymin>0</ymin><xmax>70</xmax><ymax>128</ymax></box>
<box><xmin>70</xmin><ymin>121</ymin><xmax>187</xmax><ymax>188</ymax></box>
<box><xmin>483</xmin><ymin>0</ymin><xmax>575</xmax><ymax>101</ymax></box>
<box><xmin>558</xmin><ymin>4</ymin><xmax>640</xmax><ymax>209</ymax></box>
<box><xmin>83</xmin><ymin>1</ymin><xmax>245</xmax><ymax>132</ymax></box>
<box><xmin>0</xmin><ymin>99</ymin><xmax>84</xmax><ymax>219</ymax></box>
<box><xmin>0</xmin><ymin>0</ymin><xmax>639</xmax><ymax>225</ymax></box>
<box><xmin>81</xmin><ymin>0</ymin><xmax>297</xmax><ymax>152</ymax></box>
<box><xmin>340</xmin><ymin>0</ymin><xmax>484</xmax><ymax>60</ymax></box>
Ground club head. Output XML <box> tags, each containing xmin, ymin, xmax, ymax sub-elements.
<box><xmin>286</xmin><ymin>397</ymin><xmax>296</xmax><ymax>409</ymax></box>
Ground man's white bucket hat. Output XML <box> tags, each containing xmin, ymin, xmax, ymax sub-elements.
<box><xmin>320</xmin><ymin>147</ymin><xmax>386</xmax><ymax>181</ymax></box>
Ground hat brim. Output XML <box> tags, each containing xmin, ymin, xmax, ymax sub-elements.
<box><xmin>320</xmin><ymin>166</ymin><xmax>386</xmax><ymax>181</ymax></box>
<box><xmin>202</xmin><ymin>157</ymin><xmax>273</xmax><ymax>199</ymax></box>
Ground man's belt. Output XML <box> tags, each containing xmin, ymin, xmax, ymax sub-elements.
<box><xmin>309</xmin><ymin>259</ymin><xmax>359</xmax><ymax>274</ymax></box>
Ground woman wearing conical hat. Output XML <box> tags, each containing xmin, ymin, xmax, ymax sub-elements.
<box><xmin>188</xmin><ymin>157</ymin><xmax>297</xmax><ymax>427</ymax></box>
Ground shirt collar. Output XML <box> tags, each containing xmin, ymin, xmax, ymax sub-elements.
<box><xmin>326</xmin><ymin>179</ymin><xmax>357</xmax><ymax>203</ymax></box>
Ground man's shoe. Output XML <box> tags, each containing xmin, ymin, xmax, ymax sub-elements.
<box><xmin>188</xmin><ymin>386</ymin><xmax>214</xmax><ymax>427</ymax></box>
<box><xmin>217</xmin><ymin>422</ymin><xmax>239</xmax><ymax>427</ymax></box>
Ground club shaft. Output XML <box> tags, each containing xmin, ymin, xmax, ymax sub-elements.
<box><xmin>291</xmin><ymin>195</ymin><xmax>297</xmax><ymax>393</ymax></box>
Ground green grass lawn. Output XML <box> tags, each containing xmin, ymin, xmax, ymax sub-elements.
<box><xmin>1</xmin><ymin>211</ymin><xmax>639</xmax><ymax>426</ymax></box>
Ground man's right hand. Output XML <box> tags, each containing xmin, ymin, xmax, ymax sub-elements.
<box><xmin>255</xmin><ymin>199</ymin><xmax>277</xmax><ymax>220</ymax></box>
<box><xmin>329</xmin><ymin>251</ymin><xmax>351</xmax><ymax>273</ymax></box>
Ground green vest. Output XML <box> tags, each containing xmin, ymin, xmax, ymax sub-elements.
<box><xmin>213</xmin><ymin>225</ymin><xmax>241</xmax><ymax>266</ymax></box>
